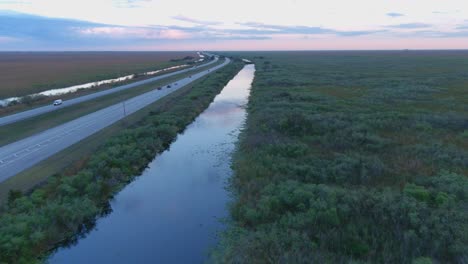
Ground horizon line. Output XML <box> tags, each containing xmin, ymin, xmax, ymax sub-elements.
<box><xmin>1</xmin><ymin>48</ymin><xmax>468</xmax><ymax>52</ymax></box>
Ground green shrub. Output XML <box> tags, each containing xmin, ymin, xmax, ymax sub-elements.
<box><xmin>404</xmin><ymin>184</ymin><xmax>430</xmax><ymax>202</ymax></box>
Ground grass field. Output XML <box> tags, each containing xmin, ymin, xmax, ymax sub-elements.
<box><xmin>214</xmin><ymin>51</ymin><xmax>468</xmax><ymax>263</ymax></box>
<box><xmin>0</xmin><ymin>51</ymin><xmax>198</xmax><ymax>99</ymax></box>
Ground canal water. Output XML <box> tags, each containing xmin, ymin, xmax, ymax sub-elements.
<box><xmin>48</xmin><ymin>64</ymin><xmax>255</xmax><ymax>263</ymax></box>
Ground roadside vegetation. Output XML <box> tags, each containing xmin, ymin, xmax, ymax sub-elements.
<box><xmin>215</xmin><ymin>51</ymin><xmax>468</xmax><ymax>263</ymax></box>
<box><xmin>0</xmin><ymin>60</ymin><xmax>243</xmax><ymax>263</ymax></box>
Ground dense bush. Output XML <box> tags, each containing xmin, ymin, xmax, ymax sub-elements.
<box><xmin>0</xmin><ymin>61</ymin><xmax>243</xmax><ymax>263</ymax></box>
<box><xmin>215</xmin><ymin>51</ymin><xmax>468</xmax><ymax>263</ymax></box>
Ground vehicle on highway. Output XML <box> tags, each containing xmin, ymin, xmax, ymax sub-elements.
<box><xmin>167</xmin><ymin>85</ymin><xmax>172</xmax><ymax>88</ymax></box>
<box><xmin>157</xmin><ymin>87</ymin><xmax>162</xmax><ymax>90</ymax></box>
<box><xmin>53</xmin><ymin>99</ymin><xmax>63</xmax><ymax>106</ymax></box>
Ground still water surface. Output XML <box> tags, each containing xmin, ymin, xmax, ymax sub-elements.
<box><xmin>48</xmin><ymin>64</ymin><xmax>255</xmax><ymax>263</ymax></box>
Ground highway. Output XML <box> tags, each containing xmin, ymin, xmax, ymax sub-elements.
<box><xmin>0</xmin><ymin>57</ymin><xmax>230</xmax><ymax>182</ymax></box>
<box><xmin>0</xmin><ymin>57</ymin><xmax>218</xmax><ymax>127</ymax></box>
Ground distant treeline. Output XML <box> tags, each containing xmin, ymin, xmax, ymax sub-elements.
<box><xmin>0</xmin><ymin>60</ymin><xmax>243</xmax><ymax>263</ymax></box>
<box><xmin>214</xmin><ymin>51</ymin><xmax>468</xmax><ymax>263</ymax></box>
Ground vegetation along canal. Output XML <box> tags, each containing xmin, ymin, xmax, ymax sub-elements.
<box><xmin>48</xmin><ymin>64</ymin><xmax>255</xmax><ymax>263</ymax></box>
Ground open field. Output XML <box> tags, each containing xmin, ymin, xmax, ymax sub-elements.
<box><xmin>0</xmin><ymin>60</ymin><xmax>243</xmax><ymax>263</ymax></box>
<box><xmin>0</xmin><ymin>51</ymin><xmax>198</xmax><ymax>99</ymax></box>
<box><xmin>0</xmin><ymin>59</ymin><xmax>222</xmax><ymax>147</ymax></box>
<box><xmin>214</xmin><ymin>51</ymin><xmax>468</xmax><ymax>263</ymax></box>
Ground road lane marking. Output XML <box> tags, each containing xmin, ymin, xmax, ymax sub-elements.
<box><xmin>2</xmin><ymin>155</ymin><xmax>16</xmax><ymax>162</ymax></box>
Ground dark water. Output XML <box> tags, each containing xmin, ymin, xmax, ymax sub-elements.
<box><xmin>47</xmin><ymin>64</ymin><xmax>255</xmax><ymax>264</ymax></box>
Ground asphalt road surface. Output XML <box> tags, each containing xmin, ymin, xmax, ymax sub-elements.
<box><xmin>0</xmin><ymin>58</ymin><xmax>230</xmax><ymax>182</ymax></box>
<box><xmin>0</xmin><ymin>57</ymin><xmax>218</xmax><ymax>127</ymax></box>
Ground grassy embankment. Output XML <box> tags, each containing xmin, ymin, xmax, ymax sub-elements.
<box><xmin>215</xmin><ymin>51</ymin><xmax>468</xmax><ymax>263</ymax></box>
<box><xmin>0</xmin><ymin>52</ymin><xmax>205</xmax><ymax>117</ymax></box>
<box><xmin>0</xmin><ymin>58</ymin><xmax>221</xmax><ymax>147</ymax></box>
<box><xmin>0</xmin><ymin>59</ymin><xmax>243</xmax><ymax>263</ymax></box>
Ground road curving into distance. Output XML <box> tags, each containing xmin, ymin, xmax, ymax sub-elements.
<box><xmin>0</xmin><ymin>57</ymin><xmax>230</xmax><ymax>183</ymax></box>
<box><xmin>0</xmin><ymin>56</ymin><xmax>219</xmax><ymax>127</ymax></box>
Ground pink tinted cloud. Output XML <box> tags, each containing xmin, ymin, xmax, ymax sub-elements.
<box><xmin>0</xmin><ymin>36</ymin><xmax>18</xmax><ymax>43</ymax></box>
<box><xmin>76</xmin><ymin>26</ymin><xmax>192</xmax><ymax>40</ymax></box>
<box><xmin>158</xmin><ymin>29</ymin><xmax>191</xmax><ymax>39</ymax></box>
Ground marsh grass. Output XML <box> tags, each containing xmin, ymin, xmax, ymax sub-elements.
<box><xmin>214</xmin><ymin>51</ymin><xmax>468</xmax><ymax>263</ymax></box>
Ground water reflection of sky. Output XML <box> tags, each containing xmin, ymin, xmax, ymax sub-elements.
<box><xmin>48</xmin><ymin>64</ymin><xmax>255</xmax><ymax>264</ymax></box>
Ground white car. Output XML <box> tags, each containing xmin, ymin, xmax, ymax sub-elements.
<box><xmin>53</xmin><ymin>99</ymin><xmax>63</xmax><ymax>106</ymax></box>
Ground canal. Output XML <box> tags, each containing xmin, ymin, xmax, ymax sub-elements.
<box><xmin>48</xmin><ymin>64</ymin><xmax>255</xmax><ymax>263</ymax></box>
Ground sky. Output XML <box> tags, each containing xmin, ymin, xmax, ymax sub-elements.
<box><xmin>1</xmin><ymin>0</ymin><xmax>468</xmax><ymax>50</ymax></box>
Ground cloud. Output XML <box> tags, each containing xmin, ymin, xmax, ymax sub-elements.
<box><xmin>238</xmin><ymin>22</ymin><xmax>382</xmax><ymax>36</ymax></box>
<box><xmin>0</xmin><ymin>11</ymin><xmax>271</xmax><ymax>50</ymax></box>
<box><xmin>172</xmin><ymin>15</ymin><xmax>221</xmax><ymax>26</ymax></box>
<box><xmin>2</xmin><ymin>10</ymin><xmax>465</xmax><ymax>51</ymax></box>
<box><xmin>336</xmin><ymin>30</ymin><xmax>386</xmax><ymax>36</ymax></box>
<box><xmin>237</xmin><ymin>22</ymin><xmax>332</xmax><ymax>35</ymax></box>
<box><xmin>396</xmin><ymin>29</ymin><xmax>468</xmax><ymax>38</ymax></box>
<box><xmin>386</xmin><ymin>12</ymin><xmax>404</xmax><ymax>18</ymax></box>
<box><xmin>227</xmin><ymin>27</ymin><xmax>331</xmax><ymax>35</ymax></box>
<box><xmin>75</xmin><ymin>25</ymin><xmax>193</xmax><ymax>40</ymax></box>
<box><xmin>0</xmin><ymin>11</ymin><xmax>205</xmax><ymax>50</ymax></box>
<box><xmin>113</xmin><ymin>0</ymin><xmax>151</xmax><ymax>8</ymax></box>
<box><xmin>0</xmin><ymin>11</ymin><xmax>106</xmax><ymax>43</ymax></box>
<box><xmin>441</xmin><ymin>31</ymin><xmax>468</xmax><ymax>37</ymax></box>
<box><xmin>161</xmin><ymin>25</ymin><xmax>207</xmax><ymax>33</ymax></box>
<box><xmin>432</xmin><ymin>10</ymin><xmax>461</xmax><ymax>15</ymax></box>
<box><xmin>455</xmin><ymin>21</ymin><xmax>468</xmax><ymax>30</ymax></box>
<box><xmin>217</xmin><ymin>35</ymin><xmax>271</xmax><ymax>40</ymax></box>
<box><xmin>0</xmin><ymin>0</ymin><xmax>31</xmax><ymax>3</ymax></box>
<box><xmin>386</xmin><ymin>23</ymin><xmax>432</xmax><ymax>29</ymax></box>
<box><xmin>0</xmin><ymin>35</ymin><xmax>17</xmax><ymax>43</ymax></box>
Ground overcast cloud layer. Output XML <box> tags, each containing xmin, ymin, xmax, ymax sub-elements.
<box><xmin>1</xmin><ymin>0</ymin><xmax>468</xmax><ymax>50</ymax></box>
